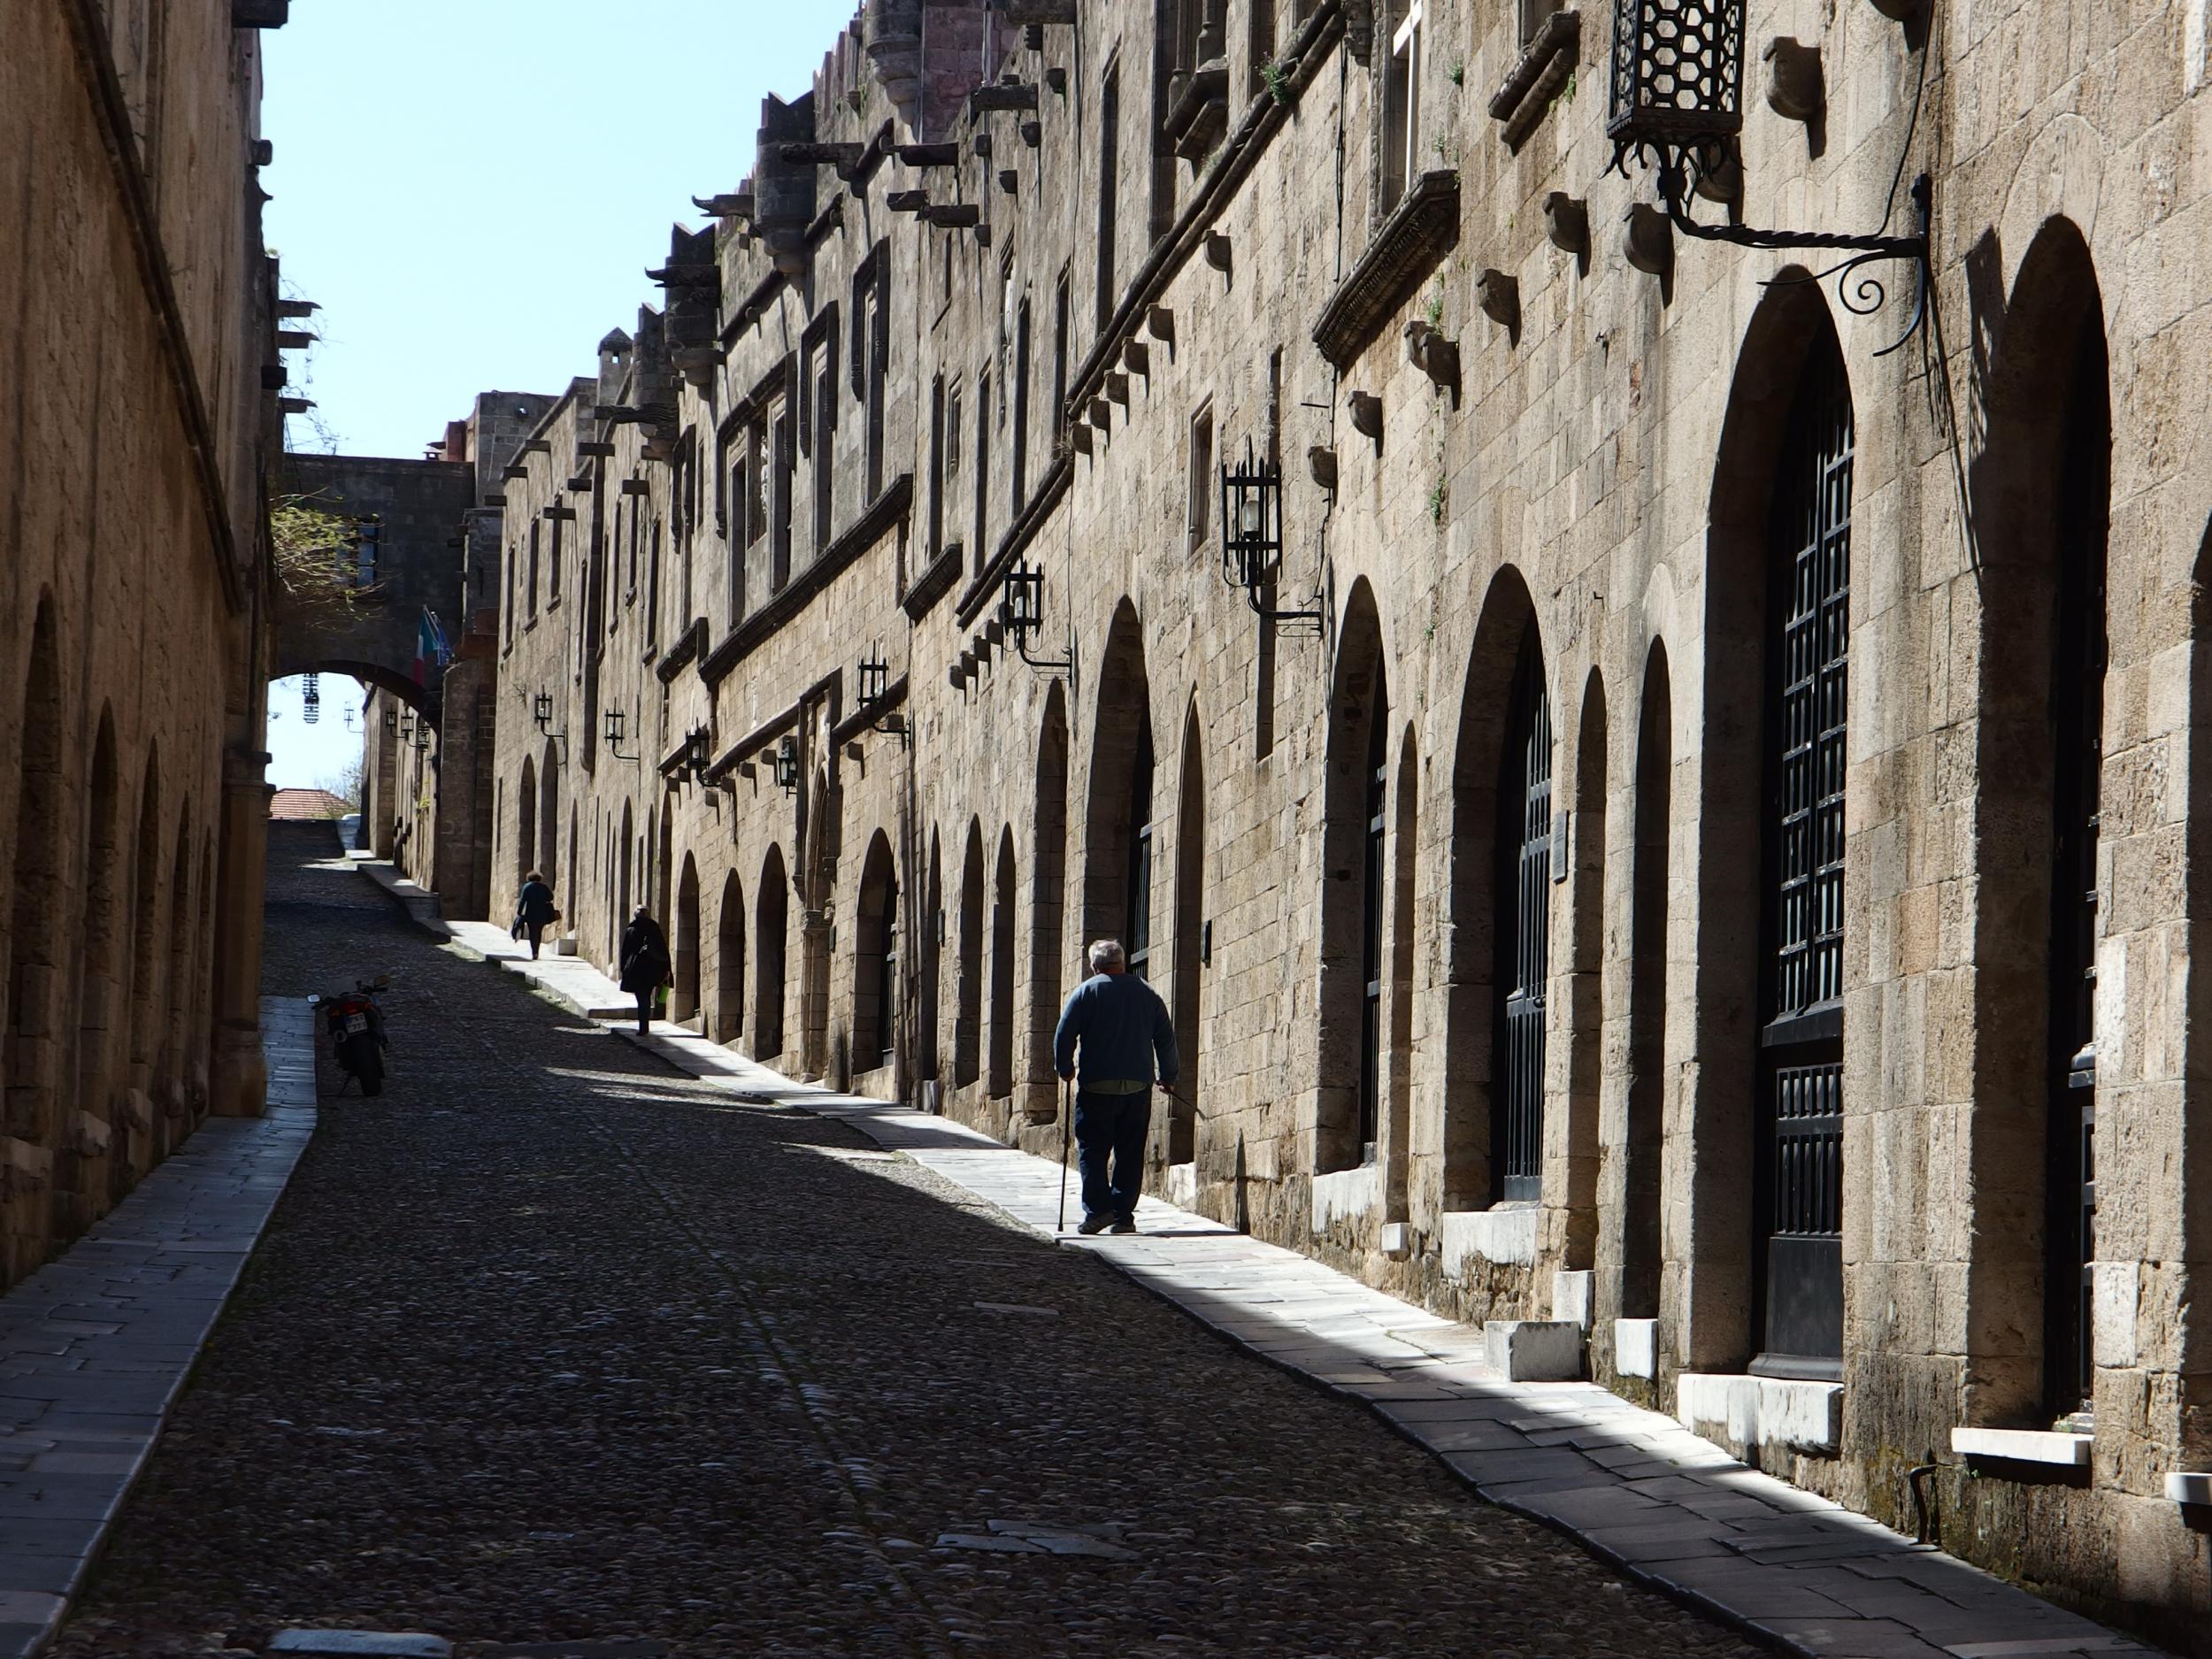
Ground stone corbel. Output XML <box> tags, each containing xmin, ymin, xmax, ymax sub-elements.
<box><xmin>1403</xmin><ymin>320</ymin><xmax>1461</xmax><ymax>403</ymax></box>
<box><xmin>1487</xmin><ymin>10</ymin><xmax>1580</xmax><ymax>152</ymax></box>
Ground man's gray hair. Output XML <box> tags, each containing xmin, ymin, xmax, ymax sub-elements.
<box><xmin>1087</xmin><ymin>938</ymin><xmax>1126</xmax><ymax>974</ymax></box>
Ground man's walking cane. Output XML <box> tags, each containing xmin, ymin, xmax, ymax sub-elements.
<box><xmin>1056</xmin><ymin>1076</ymin><xmax>1072</xmax><ymax>1233</ymax></box>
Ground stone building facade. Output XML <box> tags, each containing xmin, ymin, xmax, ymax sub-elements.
<box><xmin>0</xmin><ymin>3</ymin><xmax>286</xmax><ymax>1282</ymax></box>
<box><xmin>454</xmin><ymin>0</ymin><xmax>2212</xmax><ymax>1640</ymax></box>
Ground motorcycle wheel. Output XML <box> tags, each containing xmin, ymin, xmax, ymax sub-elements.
<box><xmin>348</xmin><ymin>1035</ymin><xmax>384</xmax><ymax>1096</ymax></box>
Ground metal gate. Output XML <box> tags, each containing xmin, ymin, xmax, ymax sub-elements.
<box><xmin>1497</xmin><ymin>639</ymin><xmax>1553</xmax><ymax>1203</ymax></box>
<box><xmin>1756</xmin><ymin>337</ymin><xmax>1852</xmax><ymax>1375</ymax></box>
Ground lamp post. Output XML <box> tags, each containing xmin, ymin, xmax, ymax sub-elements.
<box><xmin>1606</xmin><ymin>0</ymin><xmax>1930</xmax><ymax>354</ymax></box>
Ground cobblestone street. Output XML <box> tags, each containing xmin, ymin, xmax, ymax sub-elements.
<box><xmin>44</xmin><ymin>827</ymin><xmax>1763</xmax><ymax>1658</ymax></box>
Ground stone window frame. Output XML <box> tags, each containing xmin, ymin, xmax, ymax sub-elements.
<box><xmin>1187</xmin><ymin>399</ymin><xmax>1215</xmax><ymax>550</ymax></box>
<box><xmin>1379</xmin><ymin>0</ymin><xmax>1425</xmax><ymax>216</ymax></box>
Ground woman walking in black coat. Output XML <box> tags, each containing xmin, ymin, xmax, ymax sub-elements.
<box><xmin>618</xmin><ymin>905</ymin><xmax>671</xmax><ymax>1035</ymax></box>
<box><xmin>515</xmin><ymin>871</ymin><xmax>558</xmax><ymax>960</ymax></box>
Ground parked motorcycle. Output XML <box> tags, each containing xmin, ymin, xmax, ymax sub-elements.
<box><xmin>307</xmin><ymin>976</ymin><xmax>390</xmax><ymax>1095</ymax></box>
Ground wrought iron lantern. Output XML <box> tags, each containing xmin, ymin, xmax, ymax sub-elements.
<box><xmin>533</xmin><ymin>690</ymin><xmax>555</xmax><ymax>731</ymax></box>
<box><xmin>772</xmin><ymin>733</ymin><xmax>801</xmax><ymax>795</ymax></box>
<box><xmin>603</xmin><ymin>705</ymin><xmax>639</xmax><ymax>762</ymax></box>
<box><xmin>856</xmin><ymin>651</ymin><xmax>888</xmax><ymax>707</ymax></box>
<box><xmin>1606</xmin><ymin>0</ymin><xmax>1746</xmax><ymax>164</ymax></box>
<box><xmin>674</xmin><ymin>724</ymin><xmax>712</xmax><ymax>783</ymax></box>
<box><xmin>997</xmin><ymin>558</ymin><xmax>1070</xmax><ymax>673</ymax></box>
<box><xmin>409</xmin><ymin>718</ymin><xmax>431</xmax><ymax>753</ymax></box>
<box><xmin>1607</xmin><ymin>0</ymin><xmax>1930</xmax><ymax>354</ymax></box>
<box><xmin>1219</xmin><ymin>438</ymin><xmax>1322</xmax><ymax>628</ymax></box>
<box><xmin>383</xmin><ymin>707</ymin><xmax>397</xmax><ymax>735</ymax></box>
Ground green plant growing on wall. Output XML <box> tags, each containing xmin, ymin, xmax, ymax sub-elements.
<box><xmin>1261</xmin><ymin>61</ymin><xmax>1291</xmax><ymax>107</ymax></box>
<box><xmin>1424</xmin><ymin>287</ymin><xmax>1444</xmax><ymax>331</ymax></box>
<box><xmin>1428</xmin><ymin>476</ymin><xmax>1448</xmax><ymax>525</ymax></box>
<box><xmin>1447</xmin><ymin>56</ymin><xmax>1465</xmax><ymax>87</ymax></box>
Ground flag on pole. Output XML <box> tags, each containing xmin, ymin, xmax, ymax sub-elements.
<box><xmin>413</xmin><ymin>610</ymin><xmax>436</xmax><ymax>685</ymax></box>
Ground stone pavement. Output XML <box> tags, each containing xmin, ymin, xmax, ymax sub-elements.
<box><xmin>60</xmin><ymin>829</ymin><xmax>1775</xmax><ymax>1657</ymax></box>
<box><xmin>378</xmin><ymin>863</ymin><xmax>2169</xmax><ymax>1658</ymax></box>
<box><xmin>596</xmin><ymin>1033</ymin><xmax>2164</xmax><ymax>1659</ymax></box>
<box><xmin>0</xmin><ymin>999</ymin><xmax>316</xmax><ymax>1659</ymax></box>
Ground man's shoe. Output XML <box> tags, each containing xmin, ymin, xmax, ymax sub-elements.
<box><xmin>1109</xmin><ymin>1216</ymin><xmax>1138</xmax><ymax>1234</ymax></box>
<box><xmin>1076</xmin><ymin>1214</ymin><xmax>1112</xmax><ymax>1235</ymax></box>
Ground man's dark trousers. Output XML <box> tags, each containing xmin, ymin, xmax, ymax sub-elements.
<box><xmin>1074</xmin><ymin>1089</ymin><xmax>1150</xmax><ymax>1221</ymax></box>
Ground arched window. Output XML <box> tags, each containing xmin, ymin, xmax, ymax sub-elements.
<box><xmin>1494</xmin><ymin>634</ymin><xmax>1552</xmax><ymax>1202</ymax></box>
<box><xmin>1755</xmin><ymin>331</ymin><xmax>1853</xmax><ymax>1373</ymax></box>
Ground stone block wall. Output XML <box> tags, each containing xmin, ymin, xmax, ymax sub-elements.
<box><xmin>0</xmin><ymin>3</ymin><xmax>281</xmax><ymax>1284</ymax></box>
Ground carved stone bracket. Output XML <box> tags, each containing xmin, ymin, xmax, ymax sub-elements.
<box><xmin>1164</xmin><ymin>59</ymin><xmax>1231</xmax><ymax>164</ymax></box>
<box><xmin>1311</xmin><ymin>170</ymin><xmax>1461</xmax><ymax>369</ymax></box>
<box><xmin>1488</xmin><ymin>10</ymin><xmax>1579</xmax><ymax>152</ymax></box>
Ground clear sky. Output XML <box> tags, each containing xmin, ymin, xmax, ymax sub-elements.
<box><xmin>258</xmin><ymin>2</ymin><xmax>836</xmax><ymax>787</ymax></box>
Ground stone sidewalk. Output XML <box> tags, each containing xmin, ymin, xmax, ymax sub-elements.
<box><xmin>395</xmin><ymin>884</ymin><xmax>2162</xmax><ymax>1659</ymax></box>
<box><xmin>0</xmin><ymin>999</ymin><xmax>316</xmax><ymax>1659</ymax></box>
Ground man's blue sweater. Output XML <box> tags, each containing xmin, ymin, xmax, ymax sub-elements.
<box><xmin>1053</xmin><ymin>972</ymin><xmax>1179</xmax><ymax>1089</ymax></box>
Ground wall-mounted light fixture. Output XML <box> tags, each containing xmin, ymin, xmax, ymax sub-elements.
<box><xmin>672</xmin><ymin>724</ymin><xmax>712</xmax><ymax>784</ymax></box>
<box><xmin>383</xmin><ymin>707</ymin><xmax>398</xmax><ymax>735</ymax></box>
<box><xmin>856</xmin><ymin>651</ymin><xmax>889</xmax><ymax>708</ymax></box>
<box><xmin>533</xmin><ymin>691</ymin><xmax>555</xmax><ymax>731</ymax></box>
<box><xmin>772</xmin><ymin>733</ymin><xmax>801</xmax><ymax>795</ymax></box>
<box><xmin>998</xmin><ymin>558</ymin><xmax>1071</xmax><ymax>674</ymax></box>
<box><xmin>1220</xmin><ymin>437</ymin><xmax>1323</xmax><ymax>630</ymax></box>
<box><xmin>1607</xmin><ymin>0</ymin><xmax>1930</xmax><ymax>354</ymax></box>
<box><xmin>603</xmin><ymin>706</ymin><xmax>640</xmax><ymax>763</ymax></box>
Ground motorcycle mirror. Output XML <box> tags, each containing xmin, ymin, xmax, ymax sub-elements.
<box><xmin>305</xmin><ymin>994</ymin><xmax>322</xmax><ymax>1007</ymax></box>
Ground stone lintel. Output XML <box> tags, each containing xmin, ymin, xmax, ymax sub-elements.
<box><xmin>1311</xmin><ymin>170</ymin><xmax>1460</xmax><ymax>369</ymax></box>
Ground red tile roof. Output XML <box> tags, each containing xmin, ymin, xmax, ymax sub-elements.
<box><xmin>269</xmin><ymin>787</ymin><xmax>350</xmax><ymax>820</ymax></box>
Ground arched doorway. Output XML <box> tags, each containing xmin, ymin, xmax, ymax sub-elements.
<box><xmin>1621</xmin><ymin>643</ymin><xmax>1672</xmax><ymax>1324</ymax></box>
<box><xmin>1081</xmin><ymin>602</ymin><xmax>1154</xmax><ymax>964</ymax></box>
<box><xmin>1385</xmin><ymin>726</ymin><xmax>1419</xmax><ymax>1224</ymax></box>
<box><xmin>540</xmin><ymin>740</ymin><xmax>561</xmax><ymax>887</ymax></box>
<box><xmin>921</xmin><ymin>831</ymin><xmax>942</xmax><ymax>1086</ymax></box>
<box><xmin>855</xmin><ymin>832</ymin><xmax>898</xmax><ymax>1076</ymax></box>
<box><xmin>1170</xmin><ymin>703</ymin><xmax>1205</xmax><ymax>1168</ymax></box>
<box><xmin>672</xmin><ymin>853</ymin><xmax>701</xmax><ymax>1023</ymax></box>
<box><xmin>6</xmin><ymin>597</ymin><xmax>67</xmax><ymax>1171</ymax></box>
<box><xmin>121</xmin><ymin>756</ymin><xmax>163</xmax><ymax>1194</ymax></box>
<box><xmin>71</xmin><ymin>712</ymin><xmax>123</xmax><ymax>1233</ymax></box>
<box><xmin>715</xmin><ymin>871</ymin><xmax>745</xmax><ymax>1042</ymax></box>
<box><xmin>1317</xmin><ymin>580</ymin><xmax>1387</xmax><ymax>1173</ymax></box>
<box><xmin>757</xmin><ymin>845</ymin><xmax>788</xmax><ymax>1057</ymax></box>
<box><xmin>1026</xmin><ymin>684</ymin><xmax>1070</xmax><ymax>1118</ymax></box>
<box><xmin>617</xmin><ymin>799</ymin><xmax>634</xmax><ymax>949</ymax></box>
<box><xmin>160</xmin><ymin>810</ymin><xmax>193</xmax><ymax>1134</ymax></box>
<box><xmin>955</xmin><ymin>820</ymin><xmax>984</xmax><ymax>1088</ymax></box>
<box><xmin>988</xmin><ymin>828</ymin><xmax>1016</xmax><ymax>1099</ymax></box>
<box><xmin>516</xmin><ymin>755</ymin><xmax>537</xmax><ymax>892</ymax></box>
<box><xmin>1560</xmin><ymin>669</ymin><xmax>1607</xmax><ymax>1271</ymax></box>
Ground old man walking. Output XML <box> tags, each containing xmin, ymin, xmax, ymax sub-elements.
<box><xmin>1053</xmin><ymin>938</ymin><xmax>1179</xmax><ymax>1235</ymax></box>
